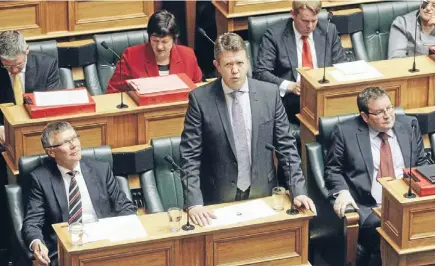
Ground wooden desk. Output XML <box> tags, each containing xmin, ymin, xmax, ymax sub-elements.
<box><xmin>1</xmin><ymin>93</ymin><xmax>188</xmax><ymax>173</ymax></box>
<box><xmin>53</xmin><ymin>197</ymin><xmax>313</xmax><ymax>266</ymax></box>
<box><xmin>377</xmin><ymin>178</ymin><xmax>435</xmax><ymax>266</ymax></box>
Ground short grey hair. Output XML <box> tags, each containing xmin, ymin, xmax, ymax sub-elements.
<box><xmin>357</xmin><ymin>87</ymin><xmax>390</xmax><ymax>114</ymax></box>
<box><xmin>214</xmin><ymin>32</ymin><xmax>248</xmax><ymax>60</ymax></box>
<box><xmin>41</xmin><ymin>121</ymin><xmax>74</xmax><ymax>149</ymax></box>
<box><xmin>0</xmin><ymin>30</ymin><xmax>28</xmax><ymax>60</ymax></box>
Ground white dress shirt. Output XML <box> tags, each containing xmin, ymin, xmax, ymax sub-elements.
<box><xmin>279</xmin><ymin>22</ymin><xmax>318</xmax><ymax>97</ymax></box>
<box><xmin>8</xmin><ymin>56</ymin><xmax>27</xmax><ymax>89</ymax></box>
<box><xmin>369</xmin><ymin>128</ymin><xmax>405</xmax><ymax>204</ymax></box>
<box><xmin>222</xmin><ymin>78</ymin><xmax>252</xmax><ymax>161</ymax></box>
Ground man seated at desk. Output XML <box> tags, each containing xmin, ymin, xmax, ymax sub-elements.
<box><xmin>22</xmin><ymin>121</ymin><xmax>137</xmax><ymax>266</ymax></box>
<box><xmin>253</xmin><ymin>0</ymin><xmax>346</xmax><ymax>125</ymax></box>
<box><xmin>324</xmin><ymin>87</ymin><xmax>428</xmax><ymax>266</ymax></box>
<box><xmin>180</xmin><ymin>32</ymin><xmax>316</xmax><ymax>227</ymax></box>
<box><xmin>107</xmin><ymin>10</ymin><xmax>203</xmax><ymax>93</ymax></box>
<box><xmin>0</xmin><ymin>30</ymin><xmax>62</xmax><ymax>143</ymax></box>
<box><xmin>388</xmin><ymin>0</ymin><xmax>435</xmax><ymax>59</ymax></box>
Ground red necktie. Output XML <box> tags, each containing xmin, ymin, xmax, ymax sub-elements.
<box><xmin>377</xmin><ymin>132</ymin><xmax>396</xmax><ymax>179</ymax></box>
<box><xmin>301</xmin><ymin>36</ymin><xmax>313</xmax><ymax>68</ymax></box>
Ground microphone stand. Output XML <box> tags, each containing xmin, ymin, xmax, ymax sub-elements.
<box><xmin>319</xmin><ymin>13</ymin><xmax>333</xmax><ymax>84</ymax></box>
<box><xmin>404</xmin><ymin>124</ymin><xmax>417</xmax><ymax>198</ymax></box>
<box><xmin>409</xmin><ymin>3</ymin><xmax>427</xmax><ymax>73</ymax></box>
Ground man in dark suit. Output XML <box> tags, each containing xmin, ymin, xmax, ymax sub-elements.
<box><xmin>324</xmin><ymin>87</ymin><xmax>427</xmax><ymax>265</ymax></box>
<box><xmin>22</xmin><ymin>121</ymin><xmax>137</xmax><ymax>266</ymax></box>
<box><xmin>180</xmin><ymin>33</ymin><xmax>316</xmax><ymax>226</ymax></box>
<box><xmin>253</xmin><ymin>0</ymin><xmax>346</xmax><ymax>124</ymax></box>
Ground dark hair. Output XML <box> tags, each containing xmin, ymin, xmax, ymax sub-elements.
<box><xmin>357</xmin><ymin>87</ymin><xmax>390</xmax><ymax>114</ymax></box>
<box><xmin>147</xmin><ymin>10</ymin><xmax>179</xmax><ymax>40</ymax></box>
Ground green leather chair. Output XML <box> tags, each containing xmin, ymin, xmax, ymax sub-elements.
<box><xmin>84</xmin><ymin>30</ymin><xmax>148</xmax><ymax>95</ymax></box>
<box><xmin>351</xmin><ymin>1</ymin><xmax>420</xmax><ymax>62</ymax></box>
<box><xmin>5</xmin><ymin>146</ymin><xmax>132</xmax><ymax>266</ymax></box>
<box><xmin>140</xmin><ymin>137</ymin><xmax>184</xmax><ymax>213</ymax></box>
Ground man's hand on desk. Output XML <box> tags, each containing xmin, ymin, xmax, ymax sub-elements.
<box><xmin>333</xmin><ymin>190</ymin><xmax>359</xmax><ymax>218</ymax></box>
<box><xmin>294</xmin><ymin>195</ymin><xmax>317</xmax><ymax>215</ymax></box>
<box><xmin>0</xmin><ymin>126</ymin><xmax>4</xmax><ymax>145</ymax></box>
<box><xmin>31</xmin><ymin>240</ymin><xmax>50</xmax><ymax>266</ymax></box>
<box><xmin>188</xmin><ymin>206</ymin><xmax>217</xmax><ymax>227</ymax></box>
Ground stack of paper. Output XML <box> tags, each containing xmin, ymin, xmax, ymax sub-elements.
<box><xmin>127</xmin><ymin>74</ymin><xmax>189</xmax><ymax>94</ymax></box>
<box><xmin>34</xmin><ymin>89</ymin><xmax>89</xmax><ymax>107</ymax></box>
<box><xmin>330</xmin><ymin>60</ymin><xmax>383</xmax><ymax>81</ymax></box>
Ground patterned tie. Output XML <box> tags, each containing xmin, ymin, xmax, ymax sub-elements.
<box><xmin>68</xmin><ymin>171</ymin><xmax>82</xmax><ymax>224</ymax></box>
<box><xmin>301</xmin><ymin>36</ymin><xmax>314</xmax><ymax>68</ymax></box>
<box><xmin>230</xmin><ymin>91</ymin><xmax>251</xmax><ymax>192</ymax></box>
<box><xmin>377</xmin><ymin>132</ymin><xmax>396</xmax><ymax>178</ymax></box>
<box><xmin>12</xmin><ymin>74</ymin><xmax>24</xmax><ymax>105</ymax></box>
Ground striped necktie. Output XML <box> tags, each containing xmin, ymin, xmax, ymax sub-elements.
<box><xmin>67</xmin><ymin>171</ymin><xmax>82</xmax><ymax>224</ymax></box>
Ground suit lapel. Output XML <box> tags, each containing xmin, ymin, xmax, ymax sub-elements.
<box><xmin>356</xmin><ymin>120</ymin><xmax>374</xmax><ymax>183</ymax></box>
<box><xmin>25</xmin><ymin>53</ymin><xmax>36</xmax><ymax>93</ymax></box>
<box><xmin>283</xmin><ymin>21</ymin><xmax>298</xmax><ymax>80</ymax></box>
<box><xmin>80</xmin><ymin>161</ymin><xmax>102</xmax><ymax>218</ymax></box>
<box><xmin>313</xmin><ymin>28</ymin><xmax>326</xmax><ymax>67</ymax></box>
<box><xmin>143</xmin><ymin>43</ymin><xmax>159</xmax><ymax>76</ymax></box>
<box><xmin>248</xmin><ymin>78</ymin><xmax>260</xmax><ymax>164</ymax></box>
<box><xmin>169</xmin><ymin>46</ymin><xmax>184</xmax><ymax>75</ymax></box>
<box><xmin>213</xmin><ymin>80</ymin><xmax>237</xmax><ymax>158</ymax></box>
<box><xmin>393</xmin><ymin>121</ymin><xmax>411</xmax><ymax>168</ymax></box>
<box><xmin>49</xmin><ymin>163</ymin><xmax>69</xmax><ymax>222</ymax></box>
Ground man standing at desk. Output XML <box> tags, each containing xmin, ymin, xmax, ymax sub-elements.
<box><xmin>22</xmin><ymin>121</ymin><xmax>136</xmax><ymax>266</ymax></box>
<box><xmin>180</xmin><ymin>33</ymin><xmax>316</xmax><ymax>227</ymax></box>
<box><xmin>253</xmin><ymin>0</ymin><xmax>346</xmax><ymax>125</ymax></box>
<box><xmin>324</xmin><ymin>87</ymin><xmax>427</xmax><ymax>265</ymax></box>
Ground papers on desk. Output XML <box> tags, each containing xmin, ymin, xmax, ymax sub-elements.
<box><xmin>127</xmin><ymin>74</ymin><xmax>190</xmax><ymax>94</ymax></box>
<box><xmin>206</xmin><ymin>199</ymin><xmax>277</xmax><ymax>227</ymax></box>
<box><xmin>330</xmin><ymin>60</ymin><xmax>383</xmax><ymax>81</ymax></box>
<box><xmin>83</xmin><ymin>215</ymin><xmax>147</xmax><ymax>244</ymax></box>
<box><xmin>34</xmin><ymin>89</ymin><xmax>89</xmax><ymax>107</ymax></box>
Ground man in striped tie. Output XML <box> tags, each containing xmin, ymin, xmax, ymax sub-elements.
<box><xmin>22</xmin><ymin>121</ymin><xmax>137</xmax><ymax>266</ymax></box>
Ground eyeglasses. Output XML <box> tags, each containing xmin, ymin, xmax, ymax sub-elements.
<box><xmin>45</xmin><ymin>135</ymin><xmax>80</xmax><ymax>149</ymax></box>
<box><xmin>367</xmin><ymin>105</ymin><xmax>394</xmax><ymax>117</ymax></box>
<box><xmin>1</xmin><ymin>60</ymin><xmax>26</xmax><ymax>70</ymax></box>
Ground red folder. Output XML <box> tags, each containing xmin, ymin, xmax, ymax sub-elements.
<box><xmin>126</xmin><ymin>73</ymin><xmax>196</xmax><ymax>106</ymax></box>
<box><xmin>403</xmin><ymin>168</ymin><xmax>435</xmax><ymax>197</ymax></box>
<box><xmin>24</xmin><ymin>88</ymin><xmax>96</xmax><ymax>119</ymax></box>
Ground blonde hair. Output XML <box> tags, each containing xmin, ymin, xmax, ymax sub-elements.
<box><xmin>292</xmin><ymin>0</ymin><xmax>322</xmax><ymax>15</ymax></box>
<box><xmin>214</xmin><ymin>32</ymin><xmax>248</xmax><ymax>60</ymax></box>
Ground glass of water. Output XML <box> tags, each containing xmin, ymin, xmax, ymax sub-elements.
<box><xmin>272</xmin><ymin>186</ymin><xmax>286</xmax><ymax>211</ymax></box>
<box><xmin>167</xmin><ymin>207</ymin><xmax>182</xmax><ymax>232</ymax></box>
<box><xmin>69</xmin><ymin>222</ymin><xmax>84</xmax><ymax>246</ymax></box>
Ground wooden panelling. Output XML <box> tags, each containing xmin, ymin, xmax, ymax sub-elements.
<box><xmin>0</xmin><ymin>1</ymin><xmax>45</xmax><ymax>36</ymax></box>
<box><xmin>180</xmin><ymin>236</ymin><xmax>205</xmax><ymax>266</ymax></box>
<box><xmin>409</xmin><ymin>208</ymin><xmax>435</xmax><ymax>241</ymax></box>
<box><xmin>143</xmin><ymin>107</ymin><xmax>187</xmax><ymax>142</ymax></box>
<box><xmin>45</xmin><ymin>1</ymin><xmax>68</xmax><ymax>34</ymax></box>
<box><xmin>107</xmin><ymin>114</ymin><xmax>139</xmax><ymax>148</ymax></box>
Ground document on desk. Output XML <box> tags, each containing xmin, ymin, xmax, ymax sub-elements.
<box><xmin>128</xmin><ymin>74</ymin><xmax>189</xmax><ymax>94</ymax></box>
<box><xmin>83</xmin><ymin>215</ymin><xmax>147</xmax><ymax>243</ymax></box>
<box><xmin>34</xmin><ymin>89</ymin><xmax>89</xmax><ymax>107</ymax></box>
<box><xmin>330</xmin><ymin>60</ymin><xmax>383</xmax><ymax>81</ymax></box>
<box><xmin>206</xmin><ymin>199</ymin><xmax>277</xmax><ymax>227</ymax></box>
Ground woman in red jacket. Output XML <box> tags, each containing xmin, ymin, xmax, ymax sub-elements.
<box><xmin>106</xmin><ymin>10</ymin><xmax>203</xmax><ymax>93</ymax></box>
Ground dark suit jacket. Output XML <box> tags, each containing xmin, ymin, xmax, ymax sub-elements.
<box><xmin>180</xmin><ymin>78</ymin><xmax>306</xmax><ymax>207</ymax></box>
<box><xmin>106</xmin><ymin>43</ymin><xmax>203</xmax><ymax>93</ymax></box>
<box><xmin>253</xmin><ymin>18</ymin><xmax>346</xmax><ymax>122</ymax></box>
<box><xmin>0</xmin><ymin>52</ymin><xmax>61</xmax><ymax>124</ymax></box>
<box><xmin>324</xmin><ymin>115</ymin><xmax>427</xmax><ymax>224</ymax></box>
<box><xmin>22</xmin><ymin>159</ymin><xmax>137</xmax><ymax>258</ymax></box>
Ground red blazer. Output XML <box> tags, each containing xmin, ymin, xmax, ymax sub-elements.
<box><xmin>106</xmin><ymin>43</ymin><xmax>202</xmax><ymax>93</ymax></box>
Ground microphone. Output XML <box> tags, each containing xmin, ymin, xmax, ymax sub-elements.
<box><xmin>318</xmin><ymin>12</ymin><xmax>333</xmax><ymax>84</ymax></box>
<box><xmin>409</xmin><ymin>1</ymin><xmax>428</xmax><ymax>73</ymax></box>
<box><xmin>100</xmin><ymin>41</ymin><xmax>129</xmax><ymax>109</ymax></box>
<box><xmin>163</xmin><ymin>155</ymin><xmax>195</xmax><ymax>231</ymax></box>
<box><xmin>265</xmin><ymin>144</ymin><xmax>299</xmax><ymax>215</ymax></box>
<box><xmin>197</xmin><ymin>27</ymin><xmax>215</xmax><ymax>45</ymax></box>
<box><xmin>404</xmin><ymin>120</ymin><xmax>418</xmax><ymax>198</ymax></box>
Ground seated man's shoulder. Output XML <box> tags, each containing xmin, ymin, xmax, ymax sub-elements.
<box><xmin>263</xmin><ymin>18</ymin><xmax>291</xmax><ymax>36</ymax></box>
<box><xmin>29</xmin><ymin>51</ymin><xmax>57</xmax><ymax>63</ymax></box>
<box><xmin>80</xmin><ymin>158</ymin><xmax>110</xmax><ymax>169</ymax></box>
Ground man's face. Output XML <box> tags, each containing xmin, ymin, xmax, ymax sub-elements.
<box><xmin>150</xmin><ymin>35</ymin><xmax>174</xmax><ymax>62</ymax></box>
<box><xmin>421</xmin><ymin>0</ymin><xmax>435</xmax><ymax>23</ymax></box>
<box><xmin>291</xmin><ymin>8</ymin><xmax>318</xmax><ymax>36</ymax></box>
<box><xmin>361</xmin><ymin>95</ymin><xmax>396</xmax><ymax>133</ymax></box>
<box><xmin>0</xmin><ymin>50</ymin><xmax>28</xmax><ymax>75</ymax></box>
<box><xmin>46</xmin><ymin>129</ymin><xmax>82</xmax><ymax>170</ymax></box>
<box><xmin>213</xmin><ymin>50</ymin><xmax>249</xmax><ymax>91</ymax></box>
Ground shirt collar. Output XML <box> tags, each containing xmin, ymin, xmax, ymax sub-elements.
<box><xmin>293</xmin><ymin>22</ymin><xmax>314</xmax><ymax>41</ymax></box>
<box><xmin>57</xmin><ymin>163</ymin><xmax>81</xmax><ymax>177</ymax></box>
<box><xmin>369</xmin><ymin>127</ymin><xmax>394</xmax><ymax>139</ymax></box>
<box><xmin>221</xmin><ymin>78</ymin><xmax>249</xmax><ymax>95</ymax></box>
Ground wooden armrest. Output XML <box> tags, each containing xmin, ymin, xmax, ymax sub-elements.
<box><xmin>344</xmin><ymin>212</ymin><xmax>360</xmax><ymax>266</ymax></box>
<box><xmin>372</xmin><ymin>206</ymin><xmax>382</xmax><ymax>218</ymax></box>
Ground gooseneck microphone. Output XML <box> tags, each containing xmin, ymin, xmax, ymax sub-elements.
<box><xmin>265</xmin><ymin>144</ymin><xmax>299</xmax><ymax>215</ymax></box>
<box><xmin>100</xmin><ymin>41</ymin><xmax>129</xmax><ymax>109</ymax></box>
<box><xmin>409</xmin><ymin>0</ymin><xmax>429</xmax><ymax>73</ymax></box>
<box><xmin>197</xmin><ymin>27</ymin><xmax>215</xmax><ymax>45</ymax></box>
<box><xmin>164</xmin><ymin>155</ymin><xmax>195</xmax><ymax>231</ymax></box>
<box><xmin>404</xmin><ymin>120</ymin><xmax>418</xmax><ymax>198</ymax></box>
<box><xmin>319</xmin><ymin>12</ymin><xmax>334</xmax><ymax>84</ymax></box>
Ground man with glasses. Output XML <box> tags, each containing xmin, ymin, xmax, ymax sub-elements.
<box><xmin>22</xmin><ymin>121</ymin><xmax>136</xmax><ymax>266</ymax></box>
<box><xmin>324</xmin><ymin>87</ymin><xmax>428</xmax><ymax>266</ymax></box>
